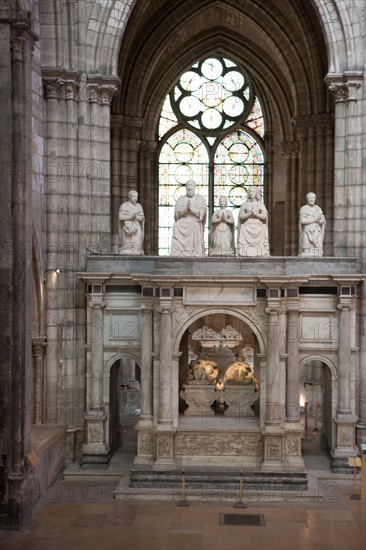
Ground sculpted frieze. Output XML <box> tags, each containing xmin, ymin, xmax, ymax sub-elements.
<box><xmin>138</xmin><ymin>434</ymin><xmax>154</xmax><ymax>455</ymax></box>
<box><xmin>174</xmin><ymin>433</ymin><xmax>262</xmax><ymax>456</ymax></box>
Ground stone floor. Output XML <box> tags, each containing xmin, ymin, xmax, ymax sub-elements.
<box><xmin>1</xmin><ymin>480</ymin><xmax>364</xmax><ymax>550</ymax></box>
<box><xmin>1</xmin><ymin>421</ymin><xmax>365</xmax><ymax>549</ymax></box>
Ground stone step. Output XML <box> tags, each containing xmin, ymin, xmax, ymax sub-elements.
<box><xmin>129</xmin><ymin>469</ymin><xmax>308</xmax><ymax>491</ymax></box>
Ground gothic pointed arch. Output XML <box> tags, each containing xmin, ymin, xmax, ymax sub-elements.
<box><xmin>112</xmin><ymin>0</ymin><xmax>336</xmax><ymax>256</ymax></box>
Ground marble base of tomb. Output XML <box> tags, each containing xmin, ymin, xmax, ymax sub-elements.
<box><xmin>180</xmin><ymin>382</ymin><xmax>258</xmax><ymax>417</ymax></box>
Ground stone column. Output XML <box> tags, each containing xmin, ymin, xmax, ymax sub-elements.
<box><xmin>155</xmin><ymin>300</ymin><xmax>175</xmax><ymax>468</ymax></box>
<box><xmin>88</xmin><ymin>299</ymin><xmax>105</xmax><ymax>409</ymax></box>
<box><xmin>262</xmin><ymin>293</ymin><xmax>286</xmax><ymax>471</ymax></box>
<box><xmin>326</xmin><ymin>74</ymin><xmax>363</xmax><ymax>256</ymax></box>
<box><xmin>111</xmin><ymin>120</ymin><xmax>122</xmax><ymax>253</ymax></box>
<box><xmin>135</xmin><ymin>303</ymin><xmax>154</xmax><ymax>464</ymax></box>
<box><xmin>43</xmin><ymin>76</ymin><xmax>64</xmax><ymax>425</ymax></box>
<box><xmin>82</xmin><ymin>289</ymin><xmax>109</xmax><ymax>468</ymax></box>
<box><xmin>10</xmin><ymin>31</ymin><xmax>34</xmax><ymax>477</ymax></box>
<box><xmin>286</xmin><ymin>304</ymin><xmax>300</xmax><ymax>422</ymax></box>
<box><xmin>140</xmin><ymin>304</ymin><xmax>154</xmax><ymax>421</ymax></box>
<box><xmin>64</xmin><ymin>78</ymin><xmax>79</xmax><ymax>428</ymax></box>
<box><xmin>332</xmin><ymin>289</ymin><xmax>358</xmax><ymax>469</ymax></box>
<box><xmin>337</xmin><ymin>302</ymin><xmax>352</xmax><ymax>416</ymax></box>
<box><xmin>139</xmin><ymin>141</ymin><xmax>157</xmax><ymax>254</ymax></box>
<box><xmin>284</xmin><ymin>298</ymin><xmax>304</xmax><ymax>471</ymax></box>
<box><xmin>86</xmin><ymin>77</ymin><xmax>119</xmax><ymax>254</ymax></box>
<box><xmin>32</xmin><ymin>338</ymin><xmax>47</xmax><ymax>424</ymax></box>
<box><xmin>264</xmin><ymin>304</ymin><xmax>282</xmax><ymax>425</ymax></box>
<box><xmin>281</xmin><ymin>142</ymin><xmax>298</xmax><ymax>255</ymax></box>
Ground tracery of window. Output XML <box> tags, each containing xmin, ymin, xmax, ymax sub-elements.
<box><xmin>158</xmin><ymin>56</ymin><xmax>265</xmax><ymax>255</ymax></box>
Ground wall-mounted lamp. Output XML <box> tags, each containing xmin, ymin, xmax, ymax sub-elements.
<box><xmin>45</xmin><ymin>268</ymin><xmax>61</xmax><ymax>274</ymax></box>
<box><xmin>44</xmin><ymin>268</ymin><xmax>62</xmax><ymax>283</ymax></box>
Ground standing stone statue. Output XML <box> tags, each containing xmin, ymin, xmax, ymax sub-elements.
<box><xmin>237</xmin><ymin>186</ymin><xmax>269</xmax><ymax>257</ymax></box>
<box><xmin>119</xmin><ymin>190</ymin><xmax>145</xmax><ymax>255</ymax></box>
<box><xmin>209</xmin><ymin>196</ymin><xmax>235</xmax><ymax>256</ymax></box>
<box><xmin>299</xmin><ymin>192</ymin><xmax>326</xmax><ymax>257</ymax></box>
<box><xmin>171</xmin><ymin>179</ymin><xmax>207</xmax><ymax>257</ymax></box>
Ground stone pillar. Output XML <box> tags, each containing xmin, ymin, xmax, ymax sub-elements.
<box><xmin>332</xmin><ymin>288</ymin><xmax>358</xmax><ymax>470</ymax></box>
<box><xmin>89</xmin><ymin>299</ymin><xmax>105</xmax><ymax>409</ymax></box>
<box><xmin>264</xmin><ymin>304</ymin><xmax>282</xmax><ymax>425</ymax></box>
<box><xmin>286</xmin><ymin>304</ymin><xmax>300</xmax><ymax>421</ymax></box>
<box><xmin>284</xmin><ymin>297</ymin><xmax>304</xmax><ymax>471</ymax></box>
<box><xmin>326</xmin><ymin>74</ymin><xmax>363</xmax><ymax>256</ymax></box>
<box><xmin>262</xmin><ymin>291</ymin><xmax>286</xmax><ymax>471</ymax></box>
<box><xmin>337</xmin><ymin>301</ymin><xmax>352</xmax><ymax>414</ymax></box>
<box><xmin>82</xmin><ymin>288</ymin><xmax>109</xmax><ymax>468</ymax></box>
<box><xmin>154</xmin><ymin>299</ymin><xmax>175</xmax><ymax>468</ymax></box>
<box><xmin>32</xmin><ymin>338</ymin><xmax>47</xmax><ymax>424</ymax></box>
<box><xmin>10</xmin><ymin>30</ymin><xmax>34</xmax><ymax>478</ymax></box>
<box><xmin>135</xmin><ymin>302</ymin><xmax>154</xmax><ymax>464</ymax></box>
<box><xmin>140</xmin><ymin>304</ymin><xmax>154</xmax><ymax>421</ymax></box>
<box><xmin>139</xmin><ymin>141</ymin><xmax>157</xmax><ymax>254</ymax></box>
<box><xmin>43</xmin><ymin>76</ymin><xmax>64</xmax><ymax>425</ymax></box>
<box><xmin>86</xmin><ymin>77</ymin><xmax>119</xmax><ymax>253</ymax></box>
<box><xmin>281</xmin><ymin>142</ymin><xmax>298</xmax><ymax>255</ymax></box>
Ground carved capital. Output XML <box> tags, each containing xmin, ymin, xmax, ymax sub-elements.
<box><xmin>32</xmin><ymin>337</ymin><xmax>47</xmax><ymax>357</ymax></box>
<box><xmin>346</xmin><ymin>82</ymin><xmax>362</xmax><ymax>102</ymax></box>
<box><xmin>64</xmin><ymin>80</ymin><xmax>79</xmax><ymax>101</ymax></box>
<box><xmin>43</xmin><ymin>78</ymin><xmax>64</xmax><ymax>100</ymax></box>
<box><xmin>99</xmin><ymin>84</ymin><xmax>118</xmax><ymax>105</ymax></box>
<box><xmin>337</xmin><ymin>302</ymin><xmax>352</xmax><ymax>312</ymax></box>
<box><xmin>10</xmin><ymin>36</ymin><xmax>25</xmax><ymax>62</ymax></box>
<box><xmin>141</xmin><ymin>303</ymin><xmax>155</xmax><ymax>312</ymax></box>
<box><xmin>157</xmin><ymin>304</ymin><xmax>175</xmax><ymax>315</ymax></box>
<box><xmin>88</xmin><ymin>300</ymin><xmax>106</xmax><ymax>309</ymax></box>
<box><xmin>87</xmin><ymin>83</ymin><xmax>99</xmax><ymax>103</ymax></box>
<box><xmin>265</xmin><ymin>305</ymin><xmax>282</xmax><ymax>315</ymax></box>
<box><xmin>286</xmin><ymin>303</ymin><xmax>300</xmax><ymax>314</ymax></box>
<box><xmin>328</xmin><ymin>83</ymin><xmax>348</xmax><ymax>102</ymax></box>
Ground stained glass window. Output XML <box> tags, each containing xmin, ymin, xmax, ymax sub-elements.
<box><xmin>158</xmin><ymin>56</ymin><xmax>265</xmax><ymax>255</ymax></box>
<box><xmin>214</xmin><ymin>130</ymin><xmax>264</xmax><ymax>224</ymax></box>
<box><xmin>159</xmin><ymin>129</ymin><xmax>209</xmax><ymax>255</ymax></box>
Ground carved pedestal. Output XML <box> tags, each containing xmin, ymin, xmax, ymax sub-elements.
<box><xmin>154</xmin><ymin>431</ymin><xmax>175</xmax><ymax>469</ymax></box>
<box><xmin>261</xmin><ymin>428</ymin><xmax>286</xmax><ymax>472</ymax></box>
<box><xmin>283</xmin><ymin>424</ymin><xmax>305</xmax><ymax>471</ymax></box>
<box><xmin>331</xmin><ymin>417</ymin><xmax>358</xmax><ymax>472</ymax></box>
<box><xmin>81</xmin><ymin>408</ymin><xmax>110</xmax><ymax>469</ymax></box>
<box><xmin>135</xmin><ymin>421</ymin><xmax>154</xmax><ymax>465</ymax></box>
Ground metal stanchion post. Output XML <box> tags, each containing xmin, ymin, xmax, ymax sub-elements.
<box><xmin>234</xmin><ymin>469</ymin><xmax>247</xmax><ymax>508</ymax></box>
<box><xmin>348</xmin><ymin>457</ymin><xmax>361</xmax><ymax>500</ymax></box>
<box><xmin>177</xmin><ymin>470</ymin><xmax>190</xmax><ymax>507</ymax></box>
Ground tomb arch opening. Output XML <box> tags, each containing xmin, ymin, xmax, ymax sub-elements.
<box><xmin>298</xmin><ymin>357</ymin><xmax>337</xmax><ymax>469</ymax></box>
